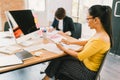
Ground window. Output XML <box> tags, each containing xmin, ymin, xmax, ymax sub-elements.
<box><xmin>27</xmin><ymin>0</ymin><xmax>45</xmax><ymax>11</ymax></box>
<box><xmin>72</xmin><ymin>0</ymin><xmax>113</xmax><ymax>23</ymax></box>
<box><xmin>72</xmin><ymin>0</ymin><xmax>79</xmax><ymax>22</ymax></box>
<box><xmin>72</xmin><ymin>0</ymin><xmax>88</xmax><ymax>23</ymax></box>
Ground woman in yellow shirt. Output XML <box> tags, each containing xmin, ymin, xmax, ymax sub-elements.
<box><xmin>43</xmin><ymin>5</ymin><xmax>113</xmax><ymax>80</ymax></box>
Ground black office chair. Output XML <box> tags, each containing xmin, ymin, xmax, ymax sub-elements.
<box><xmin>72</xmin><ymin>22</ymin><xmax>82</xmax><ymax>39</ymax></box>
<box><xmin>4</xmin><ymin>21</ymin><xmax>10</xmax><ymax>31</ymax></box>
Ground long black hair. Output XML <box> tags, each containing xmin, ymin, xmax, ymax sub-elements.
<box><xmin>88</xmin><ymin>5</ymin><xmax>113</xmax><ymax>47</ymax></box>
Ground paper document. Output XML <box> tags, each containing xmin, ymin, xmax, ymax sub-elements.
<box><xmin>61</xmin><ymin>43</ymin><xmax>82</xmax><ymax>51</ymax></box>
<box><xmin>47</xmin><ymin>33</ymin><xmax>66</xmax><ymax>43</ymax></box>
<box><xmin>24</xmin><ymin>44</ymin><xmax>43</xmax><ymax>52</ymax></box>
<box><xmin>0</xmin><ymin>45</ymin><xmax>22</xmax><ymax>55</ymax></box>
<box><xmin>0</xmin><ymin>54</ymin><xmax>23</xmax><ymax>67</ymax></box>
<box><xmin>42</xmin><ymin>43</ymin><xmax>63</xmax><ymax>54</ymax></box>
<box><xmin>0</xmin><ymin>31</ymin><xmax>12</xmax><ymax>38</ymax></box>
<box><xmin>0</xmin><ymin>38</ymin><xmax>16</xmax><ymax>47</ymax></box>
<box><xmin>24</xmin><ymin>43</ymin><xmax>63</xmax><ymax>54</ymax></box>
<box><xmin>20</xmin><ymin>40</ymin><xmax>37</xmax><ymax>46</ymax></box>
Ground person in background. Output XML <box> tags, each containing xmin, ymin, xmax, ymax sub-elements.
<box><xmin>51</xmin><ymin>7</ymin><xmax>75</xmax><ymax>37</ymax></box>
<box><xmin>43</xmin><ymin>5</ymin><xmax>113</xmax><ymax>80</ymax></box>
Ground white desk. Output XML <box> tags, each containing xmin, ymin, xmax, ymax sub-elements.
<box><xmin>0</xmin><ymin>30</ymin><xmax>78</xmax><ymax>73</ymax></box>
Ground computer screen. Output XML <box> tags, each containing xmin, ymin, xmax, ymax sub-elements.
<box><xmin>9</xmin><ymin>10</ymin><xmax>37</xmax><ymax>35</ymax></box>
<box><xmin>5</xmin><ymin>10</ymin><xmax>38</xmax><ymax>43</ymax></box>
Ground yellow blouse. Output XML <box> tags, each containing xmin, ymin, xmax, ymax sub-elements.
<box><xmin>77</xmin><ymin>38</ymin><xmax>110</xmax><ymax>71</ymax></box>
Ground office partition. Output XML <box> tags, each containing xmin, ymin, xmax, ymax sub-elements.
<box><xmin>110</xmin><ymin>0</ymin><xmax>120</xmax><ymax>56</ymax></box>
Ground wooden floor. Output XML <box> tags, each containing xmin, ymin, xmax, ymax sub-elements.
<box><xmin>0</xmin><ymin>52</ymin><xmax>120</xmax><ymax>80</ymax></box>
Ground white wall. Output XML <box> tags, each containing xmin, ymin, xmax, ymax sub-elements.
<box><xmin>0</xmin><ymin>8</ymin><xmax>2</xmax><ymax>31</ymax></box>
<box><xmin>32</xmin><ymin>11</ymin><xmax>48</xmax><ymax>27</ymax></box>
<box><xmin>0</xmin><ymin>16</ymin><xmax>1</xmax><ymax>31</ymax></box>
<box><xmin>80</xmin><ymin>0</ymin><xmax>113</xmax><ymax>39</ymax></box>
<box><xmin>25</xmin><ymin>0</ymin><xmax>72</xmax><ymax>27</ymax></box>
<box><xmin>46</xmin><ymin>0</ymin><xmax>72</xmax><ymax>22</ymax></box>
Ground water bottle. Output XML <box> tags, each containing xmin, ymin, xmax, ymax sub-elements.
<box><xmin>42</xmin><ymin>28</ymin><xmax>47</xmax><ymax>39</ymax></box>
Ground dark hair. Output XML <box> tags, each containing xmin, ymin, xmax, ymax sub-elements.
<box><xmin>88</xmin><ymin>5</ymin><xmax>113</xmax><ymax>47</ymax></box>
<box><xmin>55</xmin><ymin>7</ymin><xmax>66</xmax><ymax>19</ymax></box>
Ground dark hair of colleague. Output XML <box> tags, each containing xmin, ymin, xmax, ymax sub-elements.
<box><xmin>43</xmin><ymin>5</ymin><xmax>113</xmax><ymax>80</ymax></box>
<box><xmin>51</xmin><ymin>7</ymin><xmax>75</xmax><ymax>37</ymax></box>
<box><xmin>55</xmin><ymin>7</ymin><xmax>66</xmax><ymax>19</ymax></box>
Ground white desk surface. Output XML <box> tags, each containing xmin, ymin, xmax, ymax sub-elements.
<box><xmin>0</xmin><ymin>31</ymin><xmax>78</xmax><ymax>73</ymax></box>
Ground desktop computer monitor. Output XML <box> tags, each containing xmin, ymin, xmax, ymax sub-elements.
<box><xmin>5</xmin><ymin>10</ymin><xmax>38</xmax><ymax>43</ymax></box>
<box><xmin>9</xmin><ymin>10</ymin><xmax>38</xmax><ymax>35</ymax></box>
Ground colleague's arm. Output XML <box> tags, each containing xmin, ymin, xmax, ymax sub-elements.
<box><xmin>63</xmin><ymin>16</ymin><xmax>75</xmax><ymax>36</ymax></box>
<box><xmin>68</xmin><ymin>17</ymin><xmax>75</xmax><ymax>36</ymax></box>
<box><xmin>51</xmin><ymin>18</ymin><xmax>59</xmax><ymax>30</ymax></box>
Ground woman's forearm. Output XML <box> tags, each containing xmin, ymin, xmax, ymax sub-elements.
<box><xmin>70</xmin><ymin>40</ymin><xmax>88</xmax><ymax>46</ymax></box>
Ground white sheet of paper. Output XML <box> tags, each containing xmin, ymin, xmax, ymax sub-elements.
<box><xmin>0</xmin><ymin>38</ymin><xmax>16</xmax><ymax>47</ymax></box>
<box><xmin>24</xmin><ymin>44</ymin><xmax>44</xmax><ymax>52</ymax></box>
<box><xmin>61</xmin><ymin>43</ymin><xmax>82</xmax><ymax>51</ymax></box>
<box><xmin>0</xmin><ymin>31</ymin><xmax>12</xmax><ymax>38</ymax></box>
<box><xmin>43</xmin><ymin>43</ymin><xmax>63</xmax><ymax>54</ymax></box>
<box><xmin>0</xmin><ymin>45</ymin><xmax>22</xmax><ymax>54</ymax></box>
<box><xmin>0</xmin><ymin>54</ymin><xmax>23</xmax><ymax>67</ymax></box>
<box><xmin>47</xmin><ymin>33</ymin><xmax>66</xmax><ymax>43</ymax></box>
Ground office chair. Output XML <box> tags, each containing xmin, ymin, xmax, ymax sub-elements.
<box><xmin>95</xmin><ymin>51</ymin><xmax>109</xmax><ymax>80</ymax></box>
<box><xmin>4</xmin><ymin>21</ymin><xmax>10</xmax><ymax>31</ymax></box>
<box><xmin>72</xmin><ymin>22</ymin><xmax>82</xmax><ymax>39</ymax></box>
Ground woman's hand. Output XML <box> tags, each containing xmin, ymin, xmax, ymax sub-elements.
<box><xmin>47</xmin><ymin>26</ymin><xmax>55</xmax><ymax>32</ymax></box>
<box><xmin>56</xmin><ymin>43</ymin><xmax>65</xmax><ymax>51</ymax></box>
<box><xmin>56</xmin><ymin>43</ymin><xmax>79</xmax><ymax>58</ymax></box>
<box><xmin>61</xmin><ymin>39</ymin><xmax>71</xmax><ymax>45</ymax></box>
<box><xmin>64</xmin><ymin>31</ymin><xmax>71</xmax><ymax>36</ymax></box>
<box><xmin>57</xmin><ymin>31</ymin><xmax>65</xmax><ymax>35</ymax></box>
